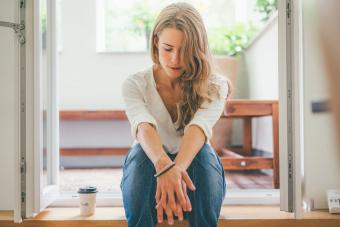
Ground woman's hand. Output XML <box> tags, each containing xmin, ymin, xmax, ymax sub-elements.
<box><xmin>154</xmin><ymin>161</ymin><xmax>195</xmax><ymax>224</ymax></box>
<box><xmin>155</xmin><ymin>179</ymin><xmax>192</xmax><ymax>224</ymax></box>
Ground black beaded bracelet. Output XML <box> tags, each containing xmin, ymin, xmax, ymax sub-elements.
<box><xmin>154</xmin><ymin>162</ymin><xmax>176</xmax><ymax>178</ymax></box>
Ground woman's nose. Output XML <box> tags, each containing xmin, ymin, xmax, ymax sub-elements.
<box><xmin>170</xmin><ymin>52</ymin><xmax>180</xmax><ymax>65</ymax></box>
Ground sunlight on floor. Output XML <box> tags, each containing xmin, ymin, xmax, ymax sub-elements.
<box><xmin>59</xmin><ymin>168</ymin><xmax>273</xmax><ymax>193</ymax></box>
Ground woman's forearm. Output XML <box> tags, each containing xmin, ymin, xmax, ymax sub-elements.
<box><xmin>175</xmin><ymin>125</ymin><xmax>206</xmax><ymax>170</ymax></box>
<box><xmin>136</xmin><ymin>122</ymin><xmax>172</xmax><ymax>170</ymax></box>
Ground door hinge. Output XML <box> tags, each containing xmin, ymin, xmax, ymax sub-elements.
<box><xmin>20</xmin><ymin>102</ymin><xmax>25</xmax><ymax>114</ymax></box>
<box><xmin>20</xmin><ymin>0</ymin><xmax>25</xmax><ymax>9</ymax></box>
<box><xmin>21</xmin><ymin>192</ymin><xmax>26</xmax><ymax>203</ymax></box>
<box><xmin>20</xmin><ymin>158</ymin><xmax>26</xmax><ymax>174</ymax></box>
<box><xmin>0</xmin><ymin>21</ymin><xmax>25</xmax><ymax>44</ymax></box>
<box><xmin>286</xmin><ymin>0</ymin><xmax>292</xmax><ymax>25</ymax></box>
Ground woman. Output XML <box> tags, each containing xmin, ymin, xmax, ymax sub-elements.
<box><xmin>120</xmin><ymin>2</ymin><xmax>230</xmax><ymax>226</ymax></box>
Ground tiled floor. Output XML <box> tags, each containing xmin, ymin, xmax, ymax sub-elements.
<box><xmin>59</xmin><ymin>168</ymin><xmax>273</xmax><ymax>193</ymax></box>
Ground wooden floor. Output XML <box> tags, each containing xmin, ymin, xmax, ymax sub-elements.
<box><xmin>58</xmin><ymin>168</ymin><xmax>273</xmax><ymax>193</ymax></box>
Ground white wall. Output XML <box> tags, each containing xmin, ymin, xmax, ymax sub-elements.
<box><xmin>244</xmin><ymin>16</ymin><xmax>278</xmax><ymax>100</ymax></box>
<box><xmin>58</xmin><ymin>0</ymin><xmax>150</xmax><ymax>149</ymax></box>
<box><xmin>0</xmin><ymin>0</ymin><xmax>17</xmax><ymax>210</ymax></box>
<box><xmin>302</xmin><ymin>0</ymin><xmax>340</xmax><ymax>209</ymax></box>
<box><xmin>60</xmin><ymin>121</ymin><xmax>132</xmax><ymax>148</ymax></box>
<box><xmin>59</xmin><ymin>0</ymin><xmax>151</xmax><ymax>110</ymax></box>
<box><xmin>239</xmin><ymin>15</ymin><xmax>278</xmax><ymax>152</ymax></box>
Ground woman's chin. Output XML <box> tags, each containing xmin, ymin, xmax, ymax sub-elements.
<box><xmin>171</xmin><ymin>74</ymin><xmax>182</xmax><ymax>80</ymax></box>
<box><xmin>165</xmin><ymin>71</ymin><xmax>181</xmax><ymax>79</ymax></box>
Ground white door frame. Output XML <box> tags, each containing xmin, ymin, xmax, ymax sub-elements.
<box><xmin>32</xmin><ymin>0</ymin><xmax>60</xmax><ymax>215</ymax></box>
<box><xmin>278</xmin><ymin>0</ymin><xmax>304</xmax><ymax>218</ymax></box>
<box><xmin>14</xmin><ymin>0</ymin><xmax>59</xmax><ymax>222</ymax></box>
<box><xmin>291</xmin><ymin>0</ymin><xmax>304</xmax><ymax>219</ymax></box>
<box><xmin>13</xmin><ymin>0</ymin><xmax>26</xmax><ymax>223</ymax></box>
<box><xmin>14</xmin><ymin>0</ymin><xmax>306</xmax><ymax>221</ymax></box>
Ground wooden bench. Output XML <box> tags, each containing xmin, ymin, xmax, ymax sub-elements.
<box><xmin>216</xmin><ymin>100</ymin><xmax>279</xmax><ymax>189</ymax></box>
<box><xmin>59</xmin><ymin>110</ymin><xmax>129</xmax><ymax>156</ymax></box>
<box><xmin>60</xmin><ymin>99</ymin><xmax>279</xmax><ymax>188</ymax></box>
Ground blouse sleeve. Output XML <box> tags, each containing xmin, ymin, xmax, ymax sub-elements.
<box><xmin>183</xmin><ymin>76</ymin><xmax>228</xmax><ymax>140</ymax></box>
<box><xmin>122</xmin><ymin>76</ymin><xmax>158</xmax><ymax>139</ymax></box>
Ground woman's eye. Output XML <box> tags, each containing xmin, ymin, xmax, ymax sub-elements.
<box><xmin>164</xmin><ymin>48</ymin><xmax>172</xmax><ymax>52</ymax></box>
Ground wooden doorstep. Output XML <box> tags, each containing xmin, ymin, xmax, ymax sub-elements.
<box><xmin>0</xmin><ymin>211</ymin><xmax>13</xmax><ymax>221</ymax></box>
<box><xmin>1</xmin><ymin>206</ymin><xmax>340</xmax><ymax>227</ymax></box>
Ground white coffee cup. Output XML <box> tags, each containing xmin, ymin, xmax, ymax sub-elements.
<box><xmin>78</xmin><ymin>186</ymin><xmax>98</xmax><ymax>216</ymax></box>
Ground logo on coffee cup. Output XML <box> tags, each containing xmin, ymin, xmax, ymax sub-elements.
<box><xmin>78</xmin><ymin>186</ymin><xmax>98</xmax><ymax>216</ymax></box>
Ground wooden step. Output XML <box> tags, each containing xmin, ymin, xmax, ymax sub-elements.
<box><xmin>1</xmin><ymin>207</ymin><xmax>340</xmax><ymax>227</ymax></box>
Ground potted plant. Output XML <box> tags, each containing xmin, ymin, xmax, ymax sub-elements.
<box><xmin>209</xmin><ymin>22</ymin><xmax>257</xmax><ymax>93</ymax></box>
<box><xmin>208</xmin><ymin>22</ymin><xmax>258</xmax><ymax>151</ymax></box>
<box><xmin>255</xmin><ymin>0</ymin><xmax>278</xmax><ymax>22</ymax></box>
<box><xmin>209</xmin><ymin>0</ymin><xmax>278</xmax><ymax>152</ymax></box>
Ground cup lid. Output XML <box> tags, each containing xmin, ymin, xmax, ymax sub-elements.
<box><xmin>78</xmin><ymin>186</ymin><xmax>98</xmax><ymax>194</ymax></box>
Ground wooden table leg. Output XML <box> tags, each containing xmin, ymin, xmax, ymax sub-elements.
<box><xmin>272</xmin><ymin>102</ymin><xmax>280</xmax><ymax>189</ymax></box>
<box><xmin>243</xmin><ymin>117</ymin><xmax>252</xmax><ymax>156</ymax></box>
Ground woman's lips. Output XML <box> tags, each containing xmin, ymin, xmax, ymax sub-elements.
<box><xmin>169</xmin><ymin>66</ymin><xmax>181</xmax><ymax>70</ymax></box>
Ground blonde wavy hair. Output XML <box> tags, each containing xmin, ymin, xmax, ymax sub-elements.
<box><xmin>150</xmin><ymin>2</ymin><xmax>231</xmax><ymax>132</ymax></box>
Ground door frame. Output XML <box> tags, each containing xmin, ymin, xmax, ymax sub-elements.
<box><xmin>278</xmin><ymin>0</ymin><xmax>304</xmax><ymax>218</ymax></box>
<box><xmin>14</xmin><ymin>0</ymin><xmax>59</xmax><ymax>222</ymax></box>
<box><xmin>31</xmin><ymin>0</ymin><xmax>60</xmax><ymax>216</ymax></box>
<box><xmin>15</xmin><ymin>0</ymin><xmax>306</xmax><ymax>221</ymax></box>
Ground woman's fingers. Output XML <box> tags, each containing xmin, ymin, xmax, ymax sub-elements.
<box><xmin>155</xmin><ymin>184</ymin><xmax>161</xmax><ymax>203</ymax></box>
<box><xmin>160</xmin><ymin>190</ymin><xmax>167</xmax><ymax>210</ymax></box>
<box><xmin>174</xmin><ymin>180</ymin><xmax>187</xmax><ymax>208</ymax></box>
<box><xmin>176</xmin><ymin>202</ymin><xmax>184</xmax><ymax>221</ymax></box>
<box><xmin>181</xmin><ymin>171</ymin><xmax>196</xmax><ymax>191</ymax></box>
<box><xmin>156</xmin><ymin>202</ymin><xmax>164</xmax><ymax>223</ymax></box>
<box><xmin>165</xmin><ymin>205</ymin><xmax>174</xmax><ymax>225</ymax></box>
<box><xmin>182</xmin><ymin>180</ymin><xmax>192</xmax><ymax>211</ymax></box>
<box><xmin>155</xmin><ymin>166</ymin><xmax>195</xmax><ymax>223</ymax></box>
<box><xmin>167</xmin><ymin>191</ymin><xmax>177</xmax><ymax>212</ymax></box>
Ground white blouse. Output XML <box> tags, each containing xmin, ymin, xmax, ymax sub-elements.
<box><xmin>121</xmin><ymin>66</ymin><xmax>228</xmax><ymax>154</ymax></box>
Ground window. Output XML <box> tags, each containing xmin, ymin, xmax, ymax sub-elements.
<box><xmin>96</xmin><ymin>0</ymin><xmax>267</xmax><ymax>53</ymax></box>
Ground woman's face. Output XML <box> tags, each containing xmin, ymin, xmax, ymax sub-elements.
<box><xmin>156</xmin><ymin>27</ymin><xmax>185</xmax><ymax>81</ymax></box>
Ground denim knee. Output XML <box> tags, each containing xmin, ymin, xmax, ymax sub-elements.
<box><xmin>186</xmin><ymin>144</ymin><xmax>226</xmax><ymax>227</ymax></box>
<box><xmin>194</xmin><ymin>144</ymin><xmax>225</xmax><ymax>179</ymax></box>
<box><xmin>120</xmin><ymin>144</ymin><xmax>157</xmax><ymax>227</ymax></box>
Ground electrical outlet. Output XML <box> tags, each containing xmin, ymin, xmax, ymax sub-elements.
<box><xmin>327</xmin><ymin>190</ymin><xmax>340</xmax><ymax>213</ymax></box>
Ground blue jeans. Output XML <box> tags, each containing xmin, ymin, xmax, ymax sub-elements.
<box><xmin>120</xmin><ymin>143</ymin><xmax>227</xmax><ymax>227</ymax></box>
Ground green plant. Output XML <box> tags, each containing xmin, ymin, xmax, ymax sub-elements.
<box><xmin>131</xmin><ymin>3</ymin><xmax>157</xmax><ymax>49</ymax></box>
<box><xmin>255</xmin><ymin>0</ymin><xmax>278</xmax><ymax>21</ymax></box>
<box><xmin>208</xmin><ymin>23</ymin><xmax>258</xmax><ymax>56</ymax></box>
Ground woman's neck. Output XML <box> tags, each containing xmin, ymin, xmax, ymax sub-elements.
<box><xmin>153</xmin><ymin>65</ymin><xmax>179</xmax><ymax>89</ymax></box>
